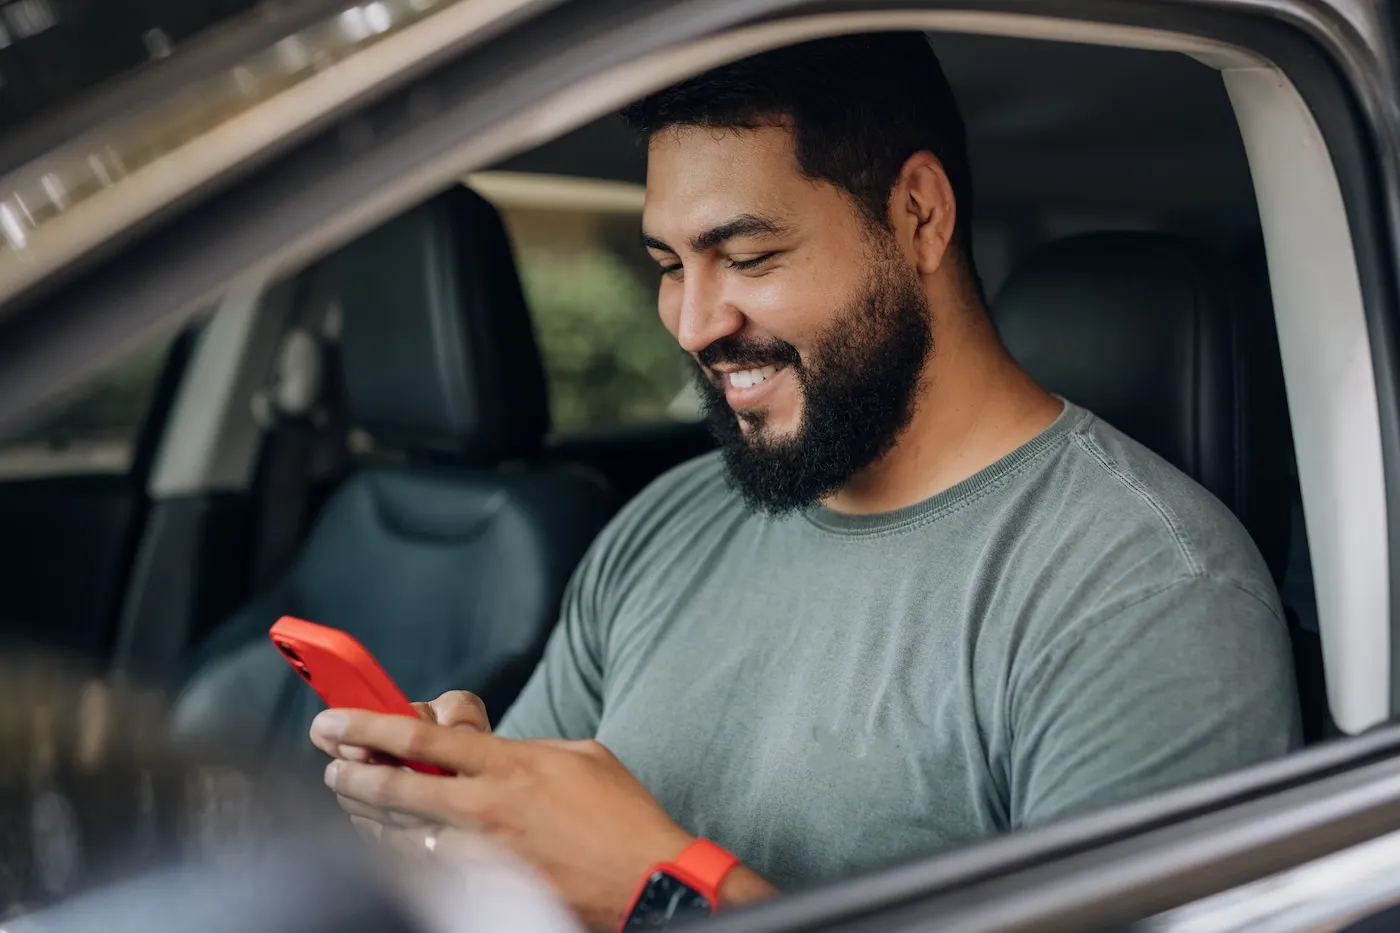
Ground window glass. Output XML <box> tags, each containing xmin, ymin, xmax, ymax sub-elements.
<box><xmin>473</xmin><ymin>174</ymin><xmax>699</xmax><ymax>435</ymax></box>
<box><xmin>0</xmin><ymin>338</ymin><xmax>172</xmax><ymax>480</ymax></box>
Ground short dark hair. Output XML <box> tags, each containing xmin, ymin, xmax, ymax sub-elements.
<box><xmin>621</xmin><ymin>32</ymin><xmax>978</xmax><ymax>281</ymax></box>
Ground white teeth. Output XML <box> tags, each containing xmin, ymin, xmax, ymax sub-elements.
<box><xmin>728</xmin><ymin>367</ymin><xmax>778</xmax><ymax>389</ymax></box>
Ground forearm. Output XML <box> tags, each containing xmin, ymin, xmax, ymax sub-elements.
<box><xmin>719</xmin><ymin>865</ymin><xmax>779</xmax><ymax>909</ymax></box>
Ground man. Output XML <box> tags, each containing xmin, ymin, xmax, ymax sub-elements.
<box><xmin>310</xmin><ymin>32</ymin><xmax>1300</xmax><ymax>931</ymax></box>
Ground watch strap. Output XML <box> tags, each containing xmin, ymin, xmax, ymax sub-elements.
<box><xmin>619</xmin><ymin>839</ymin><xmax>741</xmax><ymax>932</ymax></box>
<box><xmin>672</xmin><ymin>838</ymin><xmax>739</xmax><ymax>900</ymax></box>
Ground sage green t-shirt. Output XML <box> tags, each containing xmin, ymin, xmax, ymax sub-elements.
<box><xmin>497</xmin><ymin>402</ymin><xmax>1300</xmax><ymax>890</ymax></box>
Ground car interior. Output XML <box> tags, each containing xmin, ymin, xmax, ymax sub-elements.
<box><xmin>0</xmin><ymin>30</ymin><xmax>1332</xmax><ymax>784</ymax></box>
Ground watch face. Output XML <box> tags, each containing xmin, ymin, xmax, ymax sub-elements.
<box><xmin>624</xmin><ymin>870</ymin><xmax>713</xmax><ymax>928</ymax></box>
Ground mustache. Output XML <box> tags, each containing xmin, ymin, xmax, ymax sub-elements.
<box><xmin>696</xmin><ymin>336</ymin><xmax>802</xmax><ymax>370</ymax></box>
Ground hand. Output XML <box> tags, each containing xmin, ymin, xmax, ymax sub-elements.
<box><xmin>309</xmin><ymin>691</ymin><xmax>489</xmax><ymax>833</ymax></box>
<box><xmin>311</xmin><ymin>709</ymin><xmax>700</xmax><ymax>931</ymax></box>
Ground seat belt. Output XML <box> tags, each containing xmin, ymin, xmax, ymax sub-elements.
<box><xmin>248</xmin><ymin>327</ymin><xmax>331</xmax><ymax>590</ymax></box>
<box><xmin>250</xmin><ymin>417</ymin><xmax>317</xmax><ymax>589</ymax></box>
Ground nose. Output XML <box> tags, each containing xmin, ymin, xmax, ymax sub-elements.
<box><xmin>673</xmin><ymin>270</ymin><xmax>744</xmax><ymax>355</ymax></box>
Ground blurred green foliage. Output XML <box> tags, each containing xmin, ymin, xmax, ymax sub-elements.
<box><xmin>517</xmin><ymin>246</ymin><xmax>693</xmax><ymax>434</ymax></box>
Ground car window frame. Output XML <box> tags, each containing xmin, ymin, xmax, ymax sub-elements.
<box><xmin>708</xmin><ymin>728</ymin><xmax>1400</xmax><ymax>932</ymax></box>
<box><xmin>2</xmin><ymin>0</ymin><xmax>1400</xmax><ymax>927</ymax></box>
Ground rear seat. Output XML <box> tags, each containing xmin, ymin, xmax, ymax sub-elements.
<box><xmin>172</xmin><ymin>186</ymin><xmax>618</xmax><ymax>768</ymax></box>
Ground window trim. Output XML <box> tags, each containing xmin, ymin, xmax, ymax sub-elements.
<box><xmin>709</xmin><ymin>722</ymin><xmax>1400</xmax><ymax>932</ymax></box>
<box><xmin>0</xmin><ymin>0</ymin><xmax>566</xmax><ymax>309</ymax></box>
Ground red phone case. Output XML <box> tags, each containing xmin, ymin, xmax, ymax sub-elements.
<box><xmin>269</xmin><ymin>615</ymin><xmax>450</xmax><ymax>776</ymax></box>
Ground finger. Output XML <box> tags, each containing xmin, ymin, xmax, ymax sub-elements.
<box><xmin>307</xmin><ymin>720</ymin><xmax>372</xmax><ymax>762</ymax></box>
<box><xmin>349</xmin><ymin>816</ymin><xmax>382</xmax><ymax>842</ymax></box>
<box><xmin>336</xmin><ymin>794</ymin><xmax>428</xmax><ymax>827</ymax></box>
<box><xmin>313</xmin><ymin>710</ymin><xmax>506</xmax><ymax>776</ymax></box>
<box><xmin>410</xmin><ymin>702</ymin><xmax>434</xmax><ymax>723</ymax></box>
<box><xmin>325</xmin><ymin>759</ymin><xmax>485</xmax><ymax>824</ymax></box>
<box><xmin>426</xmin><ymin>691</ymin><xmax>490</xmax><ymax>732</ymax></box>
<box><xmin>309</xmin><ymin>722</ymin><xmax>341</xmax><ymax>758</ymax></box>
<box><xmin>527</xmin><ymin>737</ymin><xmax>587</xmax><ymax>752</ymax></box>
<box><xmin>378</xmin><ymin>825</ymin><xmax>444</xmax><ymax>862</ymax></box>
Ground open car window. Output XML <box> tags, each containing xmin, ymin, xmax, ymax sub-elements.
<box><xmin>0</xmin><ymin>334</ymin><xmax>173</xmax><ymax>479</ymax></box>
<box><xmin>0</xmin><ymin>0</ymin><xmax>1397</xmax><ymax>931</ymax></box>
<box><xmin>471</xmin><ymin>171</ymin><xmax>698</xmax><ymax>434</ymax></box>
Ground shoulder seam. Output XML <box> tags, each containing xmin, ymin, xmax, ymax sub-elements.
<box><xmin>1216</xmin><ymin>575</ymin><xmax>1286</xmax><ymax>625</ymax></box>
<box><xmin>1070</xmin><ymin>430</ymin><xmax>1202</xmax><ymax>576</ymax></box>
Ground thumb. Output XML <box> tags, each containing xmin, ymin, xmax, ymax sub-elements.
<box><xmin>422</xmin><ymin>691</ymin><xmax>491</xmax><ymax>732</ymax></box>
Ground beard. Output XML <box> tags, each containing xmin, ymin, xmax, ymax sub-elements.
<box><xmin>695</xmin><ymin>247</ymin><xmax>933</xmax><ymax>515</ymax></box>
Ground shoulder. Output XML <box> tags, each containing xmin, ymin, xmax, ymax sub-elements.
<box><xmin>1030</xmin><ymin>406</ymin><xmax>1281</xmax><ymax>617</ymax></box>
<box><xmin>569</xmin><ymin>448</ymin><xmax>741</xmax><ymax>590</ymax></box>
<box><xmin>604</xmin><ymin>448</ymin><xmax>735</xmax><ymax>542</ymax></box>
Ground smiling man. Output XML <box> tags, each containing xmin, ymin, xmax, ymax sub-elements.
<box><xmin>312</xmin><ymin>32</ymin><xmax>1300</xmax><ymax>932</ymax></box>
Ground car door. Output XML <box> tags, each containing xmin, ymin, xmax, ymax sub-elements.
<box><xmin>1</xmin><ymin>0</ymin><xmax>1399</xmax><ymax>928</ymax></box>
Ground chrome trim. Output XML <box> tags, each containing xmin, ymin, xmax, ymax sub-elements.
<box><xmin>1143</xmin><ymin>829</ymin><xmax>1400</xmax><ymax>932</ymax></box>
<box><xmin>0</xmin><ymin>0</ymin><xmax>550</xmax><ymax>307</ymax></box>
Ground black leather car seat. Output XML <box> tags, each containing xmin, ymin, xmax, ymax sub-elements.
<box><xmin>992</xmin><ymin>232</ymin><xmax>1325</xmax><ymax>741</ymax></box>
<box><xmin>172</xmin><ymin>186</ymin><xmax>618</xmax><ymax>767</ymax></box>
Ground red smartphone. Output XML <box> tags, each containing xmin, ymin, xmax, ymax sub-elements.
<box><xmin>269</xmin><ymin>615</ymin><xmax>450</xmax><ymax>776</ymax></box>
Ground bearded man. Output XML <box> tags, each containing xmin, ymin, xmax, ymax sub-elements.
<box><xmin>311</xmin><ymin>32</ymin><xmax>1300</xmax><ymax>933</ymax></box>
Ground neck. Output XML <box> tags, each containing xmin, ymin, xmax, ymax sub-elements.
<box><xmin>822</xmin><ymin>301</ymin><xmax>1063</xmax><ymax>516</ymax></box>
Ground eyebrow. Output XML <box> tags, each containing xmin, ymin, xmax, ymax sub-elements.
<box><xmin>641</xmin><ymin>213</ymin><xmax>790</xmax><ymax>256</ymax></box>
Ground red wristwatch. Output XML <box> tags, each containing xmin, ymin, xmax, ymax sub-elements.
<box><xmin>618</xmin><ymin>839</ymin><xmax>740</xmax><ymax>930</ymax></box>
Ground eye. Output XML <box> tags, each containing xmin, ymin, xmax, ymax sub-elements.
<box><xmin>659</xmin><ymin>263</ymin><xmax>683</xmax><ymax>279</ymax></box>
<box><xmin>727</xmin><ymin>252</ymin><xmax>776</xmax><ymax>272</ymax></box>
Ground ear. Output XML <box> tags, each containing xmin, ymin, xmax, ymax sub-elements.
<box><xmin>889</xmin><ymin>151</ymin><xmax>957</xmax><ymax>276</ymax></box>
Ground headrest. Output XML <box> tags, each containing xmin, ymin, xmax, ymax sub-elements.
<box><xmin>992</xmin><ymin>232</ymin><xmax>1292</xmax><ymax>580</ymax></box>
<box><xmin>331</xmin><ymin>186</ymin><xmax>550</xmax><ymax>462</ymax></box>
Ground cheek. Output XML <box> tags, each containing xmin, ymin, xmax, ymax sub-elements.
<box><xmin>738</xmin><ymin>274</ymin><xmax>828</xmax><ymax>347</ymax></box>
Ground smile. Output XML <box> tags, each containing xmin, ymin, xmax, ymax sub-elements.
<box><xmin>727</xmin><ymin>365</ymin><xmax>779</xmax><ymax>388</ymax></box>
<box><xmin>717</xmin><ymin>363</ymin><xmax>790</xmax><ymax>410</ymax></box>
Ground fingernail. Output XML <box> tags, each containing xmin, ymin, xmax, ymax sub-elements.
<box><xmin>313</xmin><ymin>710</ymin><xmax>349</xmax><ymax>738</ymax></box>
<box><xmin>324</xmin><ymin>760</ymin><xmax>340</xmax><ymax>787</ymax></box>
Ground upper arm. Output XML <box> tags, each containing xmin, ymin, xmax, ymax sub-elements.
<box><xmin>494</xmin><ymin>551</ymin><xmax>609</xmax><ymax>741</ymax></box>
<box><xmin>1010</xmin><ymin>577</ymin><xmax>1302</xmax><ymax>829</ymax></box>
<box><xmin>494</xmin><ymin>454</ymin><xmax>731</xmax><ymax>741</ymax></box>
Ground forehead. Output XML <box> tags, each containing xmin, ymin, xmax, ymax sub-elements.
<box><xmin>641</xmin><ymin>124</ymin><xmax>842</xmax><ymax>242</ymax></box>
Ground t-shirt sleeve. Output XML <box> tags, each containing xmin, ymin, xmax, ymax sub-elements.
<box><xmin>1009</xmin><ymin>575</ymin><xmax>1302</xmax><ymax>829</ymax></box>
<box><xmin>493</xmin><ymin>453</ymin><xmax>722</xmax><ymax>741</ymax></box>
<box><xmin>493</xmin><ymin>551</ymin><xmax>608</xmax><ymax>741</ymax></box>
